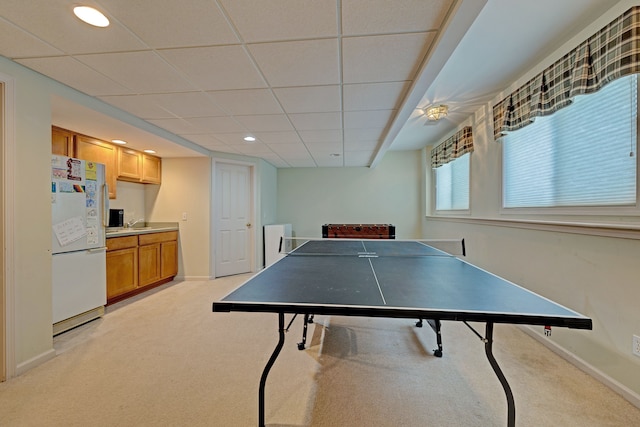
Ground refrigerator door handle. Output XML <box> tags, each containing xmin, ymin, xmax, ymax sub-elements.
<box><xmin>88</xmin><ymin>246</ymin><xmax>107</xmax><ymax>253</ymax></box>
<box><xmin>102</xmin><ymin>183</ymin><xmax>109</xmax><ymax>228</ymax></box>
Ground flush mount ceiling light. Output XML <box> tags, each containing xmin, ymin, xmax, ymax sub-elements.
<box><xmin>423</xmin><ymin>105</ymin><xmax>449</xmax><ymax>121</ymax></box>
<box><xmin>73</xmin><ymin>6</ymin><xmax>110</xmax><ymax>27</ymax></box>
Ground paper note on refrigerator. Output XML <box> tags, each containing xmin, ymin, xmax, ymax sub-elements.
<box><xmin>53</xmin><ymin>216</ymin><xmax>87</xmax><ymax>246</ymax></box>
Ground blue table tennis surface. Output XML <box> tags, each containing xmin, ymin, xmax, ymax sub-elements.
<box><xmin>213</xmin><ymin>239</ymin><xmax>591</xmax><ymax>329</ymax></box>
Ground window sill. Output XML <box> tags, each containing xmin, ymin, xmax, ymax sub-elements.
<box><xmin>425</xmin><ymin>216</ymin><xmax>640</xmax><ymax>240</ymax></box>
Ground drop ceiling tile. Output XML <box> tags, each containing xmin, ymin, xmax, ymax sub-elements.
<box><xmin>77</xmin><ymin>51</ymin><xmax>196</xmax><ymax>93</ymax></box>
<box><xmin>148</xmin><ymin>118</ymin><xmax>200</xmax><ymax>135</ymax></box>
<box><xmin>100</xmin><ymin>92</ymin><xmax>228</xmax><ymax>119</ymax></box>
<box><xmin>298</xmin><ymin>129</ymin><xmax>342</xmax><ymax>144</ymax></box>
<box><xmin>99</xmin><ymin>0</ymin><xmax>239</xmax><ymax>48</ymax></box>
<box><xmin>0</xmin><ymin>0</ymin><xmax>147</xmax><ymax>54</ymax></box>
<box><xmin>344</xmin><ymin>110</ymin><xmax>394</xmax><ymax>129</ymax></box>
<box><xmin>0</xmin><ymin>19</ymin><xmax>63</xmax><ymax>58</ymax></box>
<box><xmin>342</xmin><ymin>33</ymin><xmax>435</xmax><ymax>83</ymax></box>
<box><xmin>285</xmin><ymin>158</ymin><xmax>317</xmax><ymax>167</ymax></box>
<box><xmin>185</xmin><ymin>116</ymin><xmax>246</xmax><ymax>133</ymax></box>
<box><xmin>210</xmin><ymin>132</ymin><xmax>257</xmax><ymax>145</ymax></box>
<box><xmin>344</xmin><ymin>151</ymin><xmax>374</xmax><ymax>167</ymax></box>
<box><xmin>252</xmin><ymin>131</ymin><xmax>302</xmax><ymax>144</ymax></box>
<box><xmin>345</xmin><ymin>140</ymin><xmax>380</xmax><ymax>151</ymax></box>
<box><xmin>234</xmin><ymin>142</ymin><xmax>274</xmax><ymax>155</ymax></box>
<box><xmin>234</xmin><ymin>114</ymin><xmax>293</xmax><ymax>132</ymax></box>
<box><xmin>159</xmin><ymin>45</ymin><xmax>267</xmax><ymax>91</ymax></box>
<box><xmin>268</xmin><ymin>143</ymin><xmax>309</xmax><ymax>156</ymax></box>
<box><xmin>249</xmin><ymin>39</ymin><xmax>340</xmax><ymax>87</ymax></box>
<box><xmin>342</xmin><ymin>0</ymin><xmax>453</xmax><ymax>35</ymax></box>
<box><xmin>207</xmin><ymin>89</ymin><xmax>283</xmax><ymax>115</ymax></box>
<box><xmin>289</xmin><ymin>112</ymin><xmax>341</xmax><ymax>131</ymax></box>
<box><xmin>220</xmin><ymin>0</ymin><xmax>337</xmax><ymax>42</ymax></box>
<box><xmin>314</xmin><ymin>155</ymin><xmax>344</xmax><ymax>167</ymax></box>
<box><xmin>273</xmin><ymin>85</ymin><xmax>341</xmax><ymax>114</ymax></box>
<box><xmin>16</xmin><ymin>56</ymin><xmax>129</xmax><ymax>96</ymax></box>
<box><xmin>344</xmin><ymin>127</ymin><xmax>386</xmax><ymax>142</ymax></box>
<box><xmin>343</xmin><ymin>81</ymin><xmax>410</xmax><ymax>111</ymax></box>
<box><xmin>305</xmin><ymin>142</ymin><xmax>344</xmax><ymax>153</ymax></box>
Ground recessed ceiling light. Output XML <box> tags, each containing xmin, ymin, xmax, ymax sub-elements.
<box><xmin>243</xmin><ymin>136</ymin><xmax>256</xmax><ymax>142</ymax></box>
<box><xmin>143</xmin><ymin>149</ymin><xmax>156</xmax><ymax>154</ymax></box>
<box><xmin>111</xmin><ymin>139</ymin><xmax>127</xmax><ymax>145</ymax></box>
<box><xmin>73</xmin><ymin>6</ymin><xmax>110</xmax><ymax>27</ymax></box>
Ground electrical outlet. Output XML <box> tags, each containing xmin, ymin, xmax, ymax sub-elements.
<box><xmin>634</xmin><ymin>335</ymin><xmax>640</xmax><ymax>357</ymax></box>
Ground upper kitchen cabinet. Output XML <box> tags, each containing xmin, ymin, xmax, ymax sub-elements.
<box><xmin>117</xmin><ymin>147</ymin><xmax>142</xmax><ymax>182</ymax></box>
<box><xmin>75</xmin><ymin>134</ymin><xmax>117</xmax><ymax>199</ymax></box>
<box><xmin>141</xmin><ymin>154</ymin><xmax>161</xmax><ymax>184</ymax></box>
<box><xmin>117</xmin><ymin>148</ymin><xmax>162</xmax><ymax>184</ymax></box>
<box><xmin>51</xmin><ymin>126</ymin><xmax>75</xmax><ymax>156</ymax></box>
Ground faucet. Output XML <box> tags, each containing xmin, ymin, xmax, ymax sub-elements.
<box><xmin>126</xmin><ymin>218</ymin><xmax>144</xmax><ymax>228</ymax></box>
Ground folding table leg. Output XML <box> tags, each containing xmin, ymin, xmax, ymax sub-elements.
<box><xmin>416</xmin><ymin>318</ymin><xmax>443</xmax><ymax>357</ymax></box>
<box><xmin>258</xmin><ymin>312</ymin><xmax>286</xmax><ymax>427</ymax></box>
<box><xmin>484</xmin><ymin>322</ymin><xmax>515</xmax><ymax>427</ymax></box>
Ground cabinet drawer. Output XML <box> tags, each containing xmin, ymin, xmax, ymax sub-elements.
<box><xmin>107</xmin><ymin>235</ymin><xmax>138</xmax><ymax>251</ymax></box>
<box><xmin>138</xmin><ymin>231</ymin><xmax>178</xmax><ymax>245</ymax></box>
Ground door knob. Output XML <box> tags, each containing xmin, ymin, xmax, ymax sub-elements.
<box><xmin>246</xmin><ymin>223</ymin><xmax>252</xmax><ymax>227</ymax></box>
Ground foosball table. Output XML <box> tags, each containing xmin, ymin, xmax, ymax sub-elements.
<box><xmin>322</xmin><ymin>224</ymin><xmax>395</xmax><ymax>239</ymax></box>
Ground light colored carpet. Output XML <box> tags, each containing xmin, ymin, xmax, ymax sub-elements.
<box><xmin>0</xmin><ymin>276</ymin><xmax>638</xmax><ymax>426</ymax></box>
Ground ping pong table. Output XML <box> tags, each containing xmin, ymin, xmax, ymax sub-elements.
<box><xmin>212</xmin><ymin>239</ymin><xmax>592</xmax><ymax>427</ymax></box>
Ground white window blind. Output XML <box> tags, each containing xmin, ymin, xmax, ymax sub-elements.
<box><xmin>503</xmin><ymin>74</ymin><xmax>637</xmax><ymax>209</ymax></box>
<box><xmin>435</xmin><ymin>153</ymin><xmax>470</xmax><ymax>211</ymax></box>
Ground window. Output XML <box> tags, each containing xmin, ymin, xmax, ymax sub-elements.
<box><xmin>435</xmin><ymin>152</ymin><xmax>470</xmax><ymax>211</ymax></box>
<box><xmin>502</xmin><ymin>74</ymin><xmax>638</xmax><ymax>209</ymax></box>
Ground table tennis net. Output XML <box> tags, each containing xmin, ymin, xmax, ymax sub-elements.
<box><xmin>278</xmin><ymin>237</ymin><xmax>465</xmax><ymax>258</ymax></box>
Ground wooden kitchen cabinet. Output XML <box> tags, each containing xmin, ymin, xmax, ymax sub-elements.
<box><xmin>107</xmin><ymin>230</ymin><xmax>178</xmax><ymax>304</ymax></box>
<box><xmin>106</xmin><ymin>236</ymin><xmax>139</xmax><ymax>300</ymax></box>
<box><xmin>75</xmin><ymin>134</ymin><xmax>117</xmax><ymax>199</ymax></box>
<box><xmin>161</xmin><ymin>240</ymin><xmax>178</xmax><ymax>279</ymax></box>
<box><xmin>138</xmin><ymin>243</ymin><xmax>161</xmax><ymax>287</ymax></box>
<box><xmin>52</xmin><ymin>126</ymin><xmax>75</xmax><ymax>156</ymax></box>
<box><xmin>141</xmin><ymin>154</ymin><xmax>161</xmax><ymax>184</ymax></box>
<box><xmin>117</xmin><ymin>147</ymin><xmax>142</xmax><ymax>182</ymax></box>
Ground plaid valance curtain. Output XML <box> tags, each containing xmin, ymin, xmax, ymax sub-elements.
<box><xmin>430</xmin><ymin>126</ymin><xmax>473</xmax><ymax>168</ymax></box>
<box><xmin>493</xmin><ymin>6</ymin><xmax>640</xmax><ymax>141</ymax></box>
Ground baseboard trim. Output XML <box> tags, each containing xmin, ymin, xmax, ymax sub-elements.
<box><xmin>519</xmin><ymin>325</ymin><xmax>640</xmax><ymax>409</ymax></box>
<box><xmin>178</xmin><ymin>275</ymin><xmax>213</xmax><ymax>281</ymax></box>
<box><xmin>16</xmin><ymin>348</ymin><xmax>56</xmax><ymax>376</ymax></box>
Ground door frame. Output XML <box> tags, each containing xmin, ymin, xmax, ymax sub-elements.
<box><xmin>210</xmin><ymin>158</ymin><xmax>257</xmax><ymax>279</ymax></box>
<box><xmin>1</xmin><ymin>72</ymin><xmax>16</xmax><ymax>381</ymax></box>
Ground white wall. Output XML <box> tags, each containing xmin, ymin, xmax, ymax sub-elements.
<box><xmin>145</xmin><ymin>157</ymin><xmax>211</xmax><ymax>280</ymax></box>
<box><xmin>1</xmin><ymin>57</ymin><xmax>55</xmax><ymax>374</ymax></box>
<box><xmin>277</xmin><ymin>151</ymin><xmax>423</xmax><ymax>238</ymax></box>
<box><xmin>422</xmin><ymin>0</ymin><xmax>640</xmax><ymax>400</ymax></box>
<box><xmin>110</xmin><ymin>181</ymin><xmax>146</xmax><ymax>225</ymax></box>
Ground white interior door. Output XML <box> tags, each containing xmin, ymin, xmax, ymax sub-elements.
<box><xmin>215</xmin><ymin>162</ymin><xmax>252</xmax><ymax>277</ymax></box>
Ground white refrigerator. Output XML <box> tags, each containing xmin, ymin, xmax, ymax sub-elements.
<box><xmin>51</xmin><ymin>155</ymin><xmax>108</xmax><ymax>334</ymax></box>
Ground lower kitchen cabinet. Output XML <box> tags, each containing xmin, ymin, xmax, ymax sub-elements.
<box><xmin>106</xmin><ymin>230</ymin><xmax>178</xmax><ymax>304</ymax></box>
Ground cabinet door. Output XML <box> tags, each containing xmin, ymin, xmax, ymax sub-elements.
<box><xmin>139</xmin><ymin>243</ymin><xmax>161</xmax><ymax>287</ymax></box>
<box><xmin>52</xmin><ymin>127</ymin><xmax>75</xmax><ymax>156</ymax></box>
<box><xmin>161</xmin><ymin>240</ymin><xmax>178</xmax><ymax>279</ymax></box>
<box><xmin>141</xmin><ymin>154</ymin><xmax>161</xmax><ymax>184</ymax></box>
<box><xmin>75</xmin><ymin>135</ymin><xmax>117</xmax><ymax>199</ymax></box>
<box><xmin>106</xmin><ymin>247</ymin><xmax>138</xmax><ymax>300</ymax></box>
<box><xmin>117</xmin><ymin>148</ymin><xmax>142</xmax><ymax>182</ymax></box>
